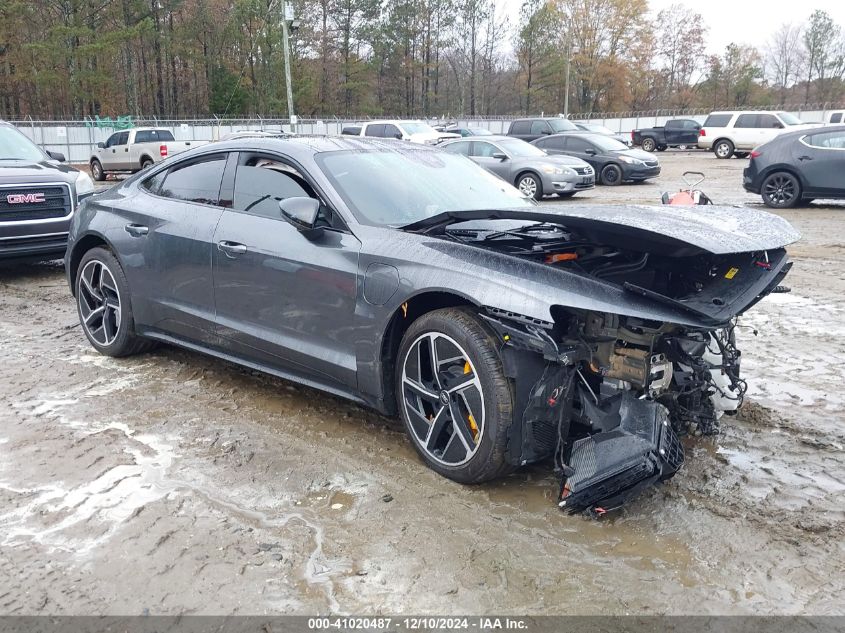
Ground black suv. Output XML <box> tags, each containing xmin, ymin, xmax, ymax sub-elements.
<box><xmin>0</xmin><ymin>121</ymin><xmax>95</xmax><ymax>261</ymax></box>
<box><xmin>507</xmin><ymin>117</ymin><xmax>578</xmax><ymax>142</ymax></box>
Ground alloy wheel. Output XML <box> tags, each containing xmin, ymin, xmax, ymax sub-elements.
<box><xmin>78</xmin><ymin>259</ymin><xmax>122</xmax><ymax>347</ymax></box>
<box><xmin>715</xmin><ymin>142</ymin><xmax>732</xmax><ymax>158</ymax></box>
<box><xmin>763</xmin><ymin>174</ymin><xmax>797</xmax><ymax>207</ymax></box>
<box><xmin>401</xmin><ymin>332</ymin><xmax>485</xmax><ymax>467</ymax></box>
<box><xmin>518</xmin><ymin>175</ymin><xmax>538</xmax><ymax>197</ymax></box>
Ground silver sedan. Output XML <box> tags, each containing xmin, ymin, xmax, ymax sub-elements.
<box><xmin>440</xmin><ymin>135</ymin><xmax>595</xmax><ymax>199</ymax></box>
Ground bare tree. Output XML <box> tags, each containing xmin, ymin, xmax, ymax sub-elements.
<box><xmin>654</xmin><ymin>3</ymin><xmax>707</xmax><ymax>103</ymax></box>
<box><xmin>764</xmin><ymin>23</ymin><xmax>804</xmax><ymax>103</ymax></box>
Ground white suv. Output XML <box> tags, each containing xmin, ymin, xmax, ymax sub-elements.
<box><xmin>358</xmin><ymin>120</ymin><xmax>459</xmax><ymax>145</ymax></box>
<box><xmin>698</xmin><ymin>111</ymin><xmax>817</xmax><ymax>159</ymax></box>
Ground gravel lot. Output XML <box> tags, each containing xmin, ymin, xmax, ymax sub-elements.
<box><xmin>1</xmin><ymin>151</ymin><xmax>843</xmax><ymax>615</ymax></box>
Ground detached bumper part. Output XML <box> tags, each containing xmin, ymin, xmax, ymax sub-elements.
<box><xmin>559</xmin><ymin>393</ymin><xmax>684</xmax><ymax>514</ymax></box>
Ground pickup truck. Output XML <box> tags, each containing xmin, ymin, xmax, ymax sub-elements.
<box><xmin>631</xmin><ymin>119</ymin><xmax>701</xmax><ymax>152</ymax></box>
<box><xmin>89</xmin><ymin>127</ymin><xmax>200</xmax><ymax>181</ymax></box>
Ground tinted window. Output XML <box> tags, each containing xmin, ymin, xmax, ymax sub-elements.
<box><xmin>444</xmin><ymin>141</ymin><xmax>472</xmax><ymax>156</ymax></box>
<box><xmin>565</xmin><ymin>137</ymin><xmax>593</xmax><ymax>152</ymax></box>
<box><xmin>233</xmin><ymin>162</ymin><xmax>311</xmax><ymax>218</ymax></box>
<box><xmin>703</xmin><ymin>114</ymin><xmax>733</xmax><ymax>127</ymax></box>
<box><xmin>105</xmin><ymin>133</ymin><xmax>120</xmax><ymax>148</ymax></box>
<box><xmin>804</xmin><ymin>131</ymin><xmax>845</xmax><ymax>149</ymax></box>
<box><xmin>681</xmin><ymin>120</ymin><xmax>700</xmax><ymax>129</ymax></box>
<box><xmin>830</xmin><ymin>113</ymin><xmax>842</xmax><ymax>124</ymax></box>
<box><xmin>383</xmin><ymin>124</ymin><xmax>401</xmax><ymax>139</ymax></box>
<box><xmin>734</xmin><ymin>114</ymin><xmax>758</xmax><ymax>128</ymax></box>
<box><xmin>116</xmin><ymin>132</ymin><xmax>129</xmax><ymax>145</ymax></box>
<box><xmin>135</xmin><ymin>129</ymin><xmax>175</xmax><ymax>143</ymax></box>
<box><xmin>366</xmin><ymin>124</ymin><xmax>385</xmax><ymax>138</ymax></box>
<box><xmin>471</xmin><ymin>141</ymin><xmax>499</xmax><ymax>158</ymax></box>
<box><xmin>530</xmin><ymin>120</ymin><xmax>550</xmax><ymax>135</ymax></box>
<box><xmin>542</xmin><ymin>136</ymin><xmax>567</xmax><ymax>150</ymax></box>
<box><xmin>159</xmin><ymin>156</ymin><xmax>226</xmax><ymax>205</ymax></box>
<box><xmin>758</xmin><ymin>114</ymin><xmax>781</xmax><ymax>129</ymax></box>
<box><xmin>140</xmin><ymin>170</ymin><xmax>167</xmax><ymax>194</ymax></box>
<box><xmin>510</xmin><ymin>120</ymin><xmax>531</xmax><ymax>134</ymax></box>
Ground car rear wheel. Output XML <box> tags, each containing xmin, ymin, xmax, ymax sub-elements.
<box><xmin>761</xmin><ymin>172</ymin><xmax>801</xmax><ymax>209</ymax></box>
<box><xmin>600</xmin><ymin>164</ymin><xmax>623</xmax><ymax>186</ymax></box>
<box><xmin>90</xmin><ymin>159</ymin><xmax>105</xmax><ymax>181</ymax></box>
<box><xmin>76</xmin><ymin>247</ymin><xmax>153</xmax><ymax>357</ymax></box>
<box><xmin>516</xmin><ymin>173</ymin><xmax>543</xmax><ymax>199</ymax></box>
<box><xmin>141</xmin><ymin>158</ymin><xmax>154</xmax><ymax>169</ymax></box>
<box><xmin>396</xmin><ymin>307</ymin><xmax>515</xmax><ymax>484</ymax></box>
<box><xmin>735</xmin><ymin>151</ymin><xmax>750</xmax><ymax>159</ymax></box>
<box><xmin>641</xmin><ymin>138</ymin><xmax>656</xmax><ymax>152</ymax></box>
<box><xmin>714</xmin><ymin>140</ymin><xmax>734</xmax><ymax>159</ymax></box>
<box><xmin>657</xmin><ymin>144</ymin><xmax>667</xmax><ymax>151</ymax></box>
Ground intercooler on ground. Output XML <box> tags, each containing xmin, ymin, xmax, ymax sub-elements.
<box><xmin>559</xmin><ymin>392</ymin><xmax>684</xmax><ymax>514</ymax></box>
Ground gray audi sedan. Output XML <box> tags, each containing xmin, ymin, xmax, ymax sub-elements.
<box><xmin>65</xmin><ymin>136</ymin><xmax>798</xmax><ymax>514</ymax></box>
<box><xmin>440</xmin><ymin>135</ymin><xmax>594</xmax><ymax>199</ymax></box>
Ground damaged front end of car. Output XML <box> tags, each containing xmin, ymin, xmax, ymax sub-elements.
<box><xmin>408</xmin><ymin>204</ymin><xmax>799</xmax><ymax>515</ymax></box>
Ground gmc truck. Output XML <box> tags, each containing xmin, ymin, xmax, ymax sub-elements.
<box><xmin>89</xmin><ymin>127</ymin><xmax>201</xmax><ymax>181</ymax></box>
<box><xmin>631</xmin><ymin>119</ymin><xmax>701</xmax><ymax>152</ymax></box>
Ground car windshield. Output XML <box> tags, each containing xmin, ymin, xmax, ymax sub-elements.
<box><xmin>778</xmin><ymin>112</ymin><xmax>803</xmax><ymax>126</ymax></box>
<box><xmin>0</xmin><ymin>126</ymin><xmax>45</xmax><ymax>161</ymax></box>
<box><xmin>316</xmin><ymin>148</ymin><xmax>535</xmax><ymax>227</ymax></box>
<box><xmin>497</xmin><ymin>138</ymin><xmax>546</xmax><ymax>157</ymax></box>
<box><xmin>588</xmin><ymin>125</ymin><xmax>614</xmax><ymax>135</ymax></box>
<box><xmin>402</xmin><ymin>122</ymin><xmax>437</xmax><ymax>134</ymax></box>
<box><xmin>549</xmin><ymin>119</ymin><xmax>578</xmax><ymax>132</ymax></box>
<box><xmin>590</xmin><ymin>135</ymin><xmax>630</xmax><ymax>152</ymax></box>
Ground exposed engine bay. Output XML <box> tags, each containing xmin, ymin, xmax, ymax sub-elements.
<box><xmin>428</xmin><ymin>212</ymin><xmax>793</xmax><ymax>515</ymax></box>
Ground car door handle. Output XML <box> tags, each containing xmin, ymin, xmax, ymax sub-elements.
<box><xmin>798</xmin><ymin>155</ymin><xmax>814</xmax><ymax>161</ymax></box>
<box><xmin>218</xmin><ymin>240</ymin><xmax>247</xmax><ymax>256</ymax></box>
<box><xmin>124</xmin><ymin>224</ymin><xmax>149</xmax><ymax>237</ymax></box>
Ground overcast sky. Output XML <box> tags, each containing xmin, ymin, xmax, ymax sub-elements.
<box><xmin>496</xmin><ymin>0</ymin><xmax>845</xmax><ymax>55</ymax></box>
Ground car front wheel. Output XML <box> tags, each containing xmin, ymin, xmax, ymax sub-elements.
<box><xmin>516</xmin><ymin>173</ymin><xmax>543</xmax><ymax>199</ymax></box>
<box><xmin>761</xmin><ymin>172</ymin><xmax>801</xmax><ymax>209</ymax></box>
<box><xmin>396</xmin><ymin>308</ymin><xmax>515</xmax><ymax>484</ymax></box>
<box><xmin>90</xmin><ymin>159</ymin><xmax>105</xmax><ymax>181</ymax></box>
<box><xmin>76</xmin><ymin>247</ymin><xmax>152</xmax><ymax>357</ymax></box>
<box><xmin>714</xmin><ymin>140</ymin><xmax>734</xmax><ymax>159</ymax></box>
<box><xmin>600</xmin><ymin>164</ymin><xmax>623</xmax><ymax>185</ymax></box>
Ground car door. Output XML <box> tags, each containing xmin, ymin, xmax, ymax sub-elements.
<box><xmin>732</xmin><ymin>114</ymin><xmax>759</xmax><ymax>149</ymax></box>
<box><xmin>116</xmin><ymin>152</ymin><xmax>230</xmax><ymax>345</ymax></box>
<box><xmin>100</xmin><ymin>132</ymin><xmax>125</xmax><ymax>170</ymax></box>
<box><xmin>757</xmin><ymin>114</ymin><xmax>785</xmax><ymax>146</ymax></box>
<box><xmin>562</xmin><ymin>136</ymin><xmax>602</xmax><ymax>171</ymax></box>
<box><xmin>212</xmin><ymin>153</ymin><xmax>361</xmax><ymax>390</ymax></box>
<box><xmin>469</xmin><ymin>140</ymin><xmax>511</xmax><ymax>180</ymax></box>
<box><xmin>529</xmin><ymin>120</ymin><xmax>552</xmax><ymax>142</ymax></box>
<box><xmin>796</xmin><ymin>130</ymin><xmax>845</xmax><ymax>196</ymax></box>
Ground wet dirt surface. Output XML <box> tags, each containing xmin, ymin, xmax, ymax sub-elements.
<box><xmin>1</xmin><ymin>151</ymin><xmax>844</xmax><ymax>615</ymax></box>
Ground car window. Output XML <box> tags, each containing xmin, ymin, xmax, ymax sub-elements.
<box><xmin>777</xmin><ymin>112</ymin><xmax>803</xmax><ymax>125</ymax></box>
<box><xmin>104</xmin><ymin>133</ymin><xmax>120</xmax><ymax>148</ymax></box>
<box><xmin>565</xmin><ymin>137</ymin><xmax>593</xmax><ymax>152</ymax></box>
<box><xmin>804</xmin><ymin>131</ymin><xmax>845</xmax><ymax>149</ymax></box>
<box><xmin>366</xmin><ymin>124</ymin><xmax>385</xmax><ymax>138</ymax></box>
<box><xmin>158</xmin><ymin>155</ymin><xmax>226</xmax><ymax>205</ymax></box>
<box><xmin>703</xmin><ymin>114</ymin><xmax>733</xmax><ymax>127</ymax></box>
<box><xmin>471</xmin><ymin>141</ymin><xmax>500</xmax><ymax>158</ymax></box>
<box><xmin>542</xmin><ymin>135</ymin><xmax>567</xmax><ymax>150</ymax></box>
<box><xmin>734</xmin><ymin>114</ymin><xmax>758</xmax><ymax>128</ymax></box>
<box><xmin>115</xmin><ymin>132</ymin><xmax>129</xmax><ymax>145</ymax></box>
<box><xmin>444</xmin><ymin>141</ymin><xmax>472</xmax><ymax>156</ymax></box>
<box><xmin>135</xmin><ymin>129</ymin><xmax>175</xmax><ymax>143</ymax></box>
<box><xmin>758</xmin><ymin>114</ymin><xmax>781</xmax><ymax>129</ymax></box>
<box><xmin>233</xmin><ymin>160</ymin><xmax>313</xmax><ymax>219</ymax></box>
<box><xmin>140</xmin><ymin>169</ymin><xmax>167</xmax><ymax>194</ymax></box>
<box><xmin>830</xmin><ymin>113</ymin><xmax>842</xmax><ymax>124</ymax></box>
<box><xmin>681</xmin><ymin>120</ymin><xmax>699</xmax><ymax>129</ymax></box>
<box><xmin>383</xmin><ymin>124</ymin><xmax>401</xmax><ymax>139</ymax></box>
<box><xmin>530</xmin><ymin>120</ymin><xmax>550</xmax><ymax>135</ymax></box>
<box><xmin>548</xmin><ymin>119</ymin><xmax>577</xmax><ymax>132</ymax></box>
<box><xmin>510</xmin><ymin>121</ymin><xmax>530</xmax><ymax>134</ymax></box>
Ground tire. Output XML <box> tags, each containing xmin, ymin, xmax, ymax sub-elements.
<box><xmin>735</xmin><ymin>151</ymin><xmax>749</xmax><ymax>159</ymax></box>
<box><xmin>600</xmin><ymin>164</ymin><xmax>623</xmax><ymax>186</ymax></box>
<box><xmin>657</xmin><ymin>144</ymin><xmax>667</xmax><ymax>151</ymax></box>
<box><xmin>641</xmin><ymin>138</ymin><xmax>656</xmax><ymax>152</ymax></box>
<box><xmin>75</xmin><ymin>247</ymin><xmax>153</xmax><ymax>357</ymax></box>
<box><xmin>395</xmin><ymin>307</ymin><xmax>515</xmax><ymax>484</ymax></box>
<box><xmin>516</xmin><ymin>172</ymin><xmax>543</xmax><ymax>200</ymax></box>
<box><xmin>141</xmin><ymin>157</ymin><xmax>154</xmax><ymax>169</ymax></box>
<box><xmin>90</xmin><ymin>159</ymin><xmax>105</xmax><ymax>182</ymax></box>
<box><xmin>714</xmin><ymin>139</ymin><xmax>734</xmax><ymax>159</ymax></box>
<box><xmin>761</xmin><ymin>172</ymin><xmax>801</xmax><ymax>209</ymax></box>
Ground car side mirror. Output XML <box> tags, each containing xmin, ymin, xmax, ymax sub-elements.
<box><xmin>279</xmin><ymin>197</ymin><xmax>323</xmax><ymax>239</ymax></box>
<box><xmin>585</xmin><ymin>148</ymin><xmax>597</xmax><ymax>156</ymax></box>
<box><xmin>97</xmin><ymin>142</ymin><xmax>105</xmax><ymax>149</ymax></box>
<box><xmin>46</xmin><ymin>150</ymin><xmax>66</xmax><ymax>162</ymax></box>
<box><xmin>394</xmin><ymin>133</ymin><xmax>403</xmax><ymax>140</ymax></box>
<box><xmin>492</xmin><ymin>152</ymin><xmax>508</xmax><ymax>161</ymax></box>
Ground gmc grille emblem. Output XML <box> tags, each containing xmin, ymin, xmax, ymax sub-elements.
<box><xmin>6</xmin><ymin>193</ymin><xmax>46</xmax><ymax>204</ymax></box>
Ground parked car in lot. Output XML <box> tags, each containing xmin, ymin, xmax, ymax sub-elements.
<box><xmin>442</xmin><ymin>125</ymin><xmax>494</xmax><ymax>137</ymax></box>
<box><xmin>341</xmin><ymin>125</ymin><xmax>362</xmax><ymax>136</ymax></box>
<box><xmin>532</xmin><ymin>132</ymin><xmax>660</xmax><ymax>185</ymax></box>
<box><xmin>440</xmin><ymin>135</ymin><xmax>594</xmax><ymax>199</ymax></box>
<box><xmin>358</xmin><ymin>120</ymin><xmax>459</xmax><ymax>144</ymax></box>
<box><xmin>743</xmin><ymin>125</ymin><xmax>845</xmax><ymax>208</ymax></box>
<box><xmin>1</xmin><ymin>120</ymin><xmax>95</xmax><ymax>261</ymax></box>
<box><xmin>90</xmin><ymin>127</ymin><xmax>200</xmax><ymax>181</ymax></box>
<box><xmin>573</xmin><ymin>122</ymin><xmax>632</xmax><ymax>146</ymax></box>
<box><xmin>507</xmin><ymin>117</ymin><xmax>579</xmax><ymax>142</ymax></box>
<box><xmin>64</xmin><ymin>135</ymin><xmax>798</xmax><ymax>514</ymax></box>
<box><xmin>825</xmin><ymin>110</ymin><xmax>845</xmax><ymax>125</ymax></box>
<box><xmin>631</xmin><ymin>119</ymin><xmax>701</xmax><ymax>152</ymax></box>
<box><xmin>698</xmin><ymin>111</ymin><xmax>816</xmax><ymax>159</ymax></box>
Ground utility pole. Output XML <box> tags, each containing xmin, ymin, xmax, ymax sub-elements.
<box><xmin>281</xmin><ymin>0</ymin><xmax>296</xmax><ymax>131</ymax></box>
<box><xmin>564</xmin><ymin>33</ymin><xmax>578</xmax><ymax>117</ymax></box>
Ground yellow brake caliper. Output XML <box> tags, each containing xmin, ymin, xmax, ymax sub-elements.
<box><xmin>463</xmin><ymin>360</ymin><xmax>479</xmax><ymax>443</ymax></box>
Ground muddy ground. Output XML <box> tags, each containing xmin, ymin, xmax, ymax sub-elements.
<box><xmin>1</xmin><ymin>151</ymin><xmax>843</xmax><ymax>615</ymax></box>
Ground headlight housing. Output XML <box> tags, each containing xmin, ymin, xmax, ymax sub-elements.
<box><xmin>541</xmin><ymin>164</ymin><xmax>571</xmax><ymax>175</ymax></box>
<box><xmin>618</xmin><ymin>156</ymin><xmax>644</xmax><ymax>165</ymax></box>
<box><xmin>75</xmin><ymin>170</ymin><xmax>95</xmax><ymax>200</ymax></box>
